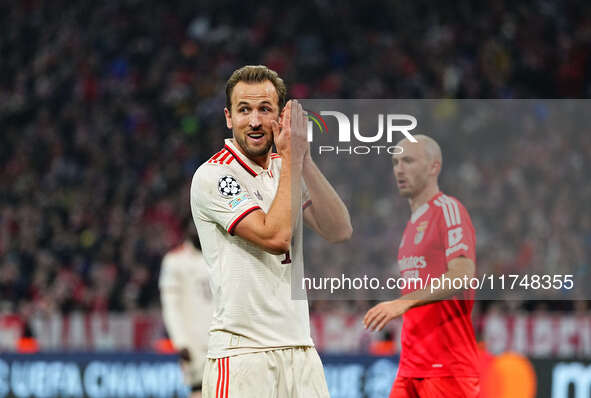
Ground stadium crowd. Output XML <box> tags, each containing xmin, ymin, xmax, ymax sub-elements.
<box><xmin>1</xmin><ymin>0</ymin><xmax>590</xmax><ymax>319</ymax></box>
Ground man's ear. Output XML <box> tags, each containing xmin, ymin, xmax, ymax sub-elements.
<box><xmin>431</xmin><ymin>160</ymin><xmax>442</xmax><ymax>177</ymax></box>
<box><xmin>224</xmin><ymin>107</ymin><xmax>232</xmax><ymax>129</ymax></box>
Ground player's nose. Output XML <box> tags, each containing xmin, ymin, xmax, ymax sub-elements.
<box><xmin>249</xmin><ymin>111</ymin><xmax>262</xmax><ymax>128</ymax></box>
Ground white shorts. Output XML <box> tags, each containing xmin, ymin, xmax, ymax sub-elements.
<box><xmin>202</xmin><ymin>347</ymin><xmax>330</xmax><ymax>398</ymax></box>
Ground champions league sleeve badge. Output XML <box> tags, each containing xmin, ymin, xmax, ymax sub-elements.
<box><xmin>218</xmin><ymin>176</ymin><xmax>241</xmax><ymax>197</ymax></box>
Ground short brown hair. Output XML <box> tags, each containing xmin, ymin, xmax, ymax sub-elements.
<box><xmin>225</xmin><ymin>65</ymin><xmax>287</xmax><ymax>112</ymax></box>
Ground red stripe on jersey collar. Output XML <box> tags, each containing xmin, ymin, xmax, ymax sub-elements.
<box><xmin>223</xmin><ymin>144</ymin><xmax>258</xmax><ymax>177</ymax></box>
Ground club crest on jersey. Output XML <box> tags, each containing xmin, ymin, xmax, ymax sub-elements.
<box><xmin>218</xmin><ymin>176</ymin><xmax>241</xmax><ymax>197</ymax></box>
<box><xmin>414</xmin><ymin>221</ymin><xmax>429</xmax><ymax>245</ymax></box>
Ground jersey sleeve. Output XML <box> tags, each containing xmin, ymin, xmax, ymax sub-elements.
<box><xmin>435</xmin><ymin>196</ymin><xmax>476</xmax><ymax>263</ymax></box>
<box><xmin>191</xmin><ymin>167</ymin><xmax>261</xmax><ymax>235</ymax></box>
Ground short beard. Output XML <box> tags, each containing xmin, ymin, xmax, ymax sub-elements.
<box><xmin>235</xmin><ymin>131</ymin><xmax>274</xmax><ymax>158</ymax></box>
<box><xmin>399</xmin><ymin>189</ymin><xmax>413</xmax><ymax>198</ymax></box>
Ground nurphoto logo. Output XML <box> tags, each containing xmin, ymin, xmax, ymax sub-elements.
<box><xmin>306</xmin><ymin>111</ymin><xmax>418</xmax><ymax>156</ymax></box>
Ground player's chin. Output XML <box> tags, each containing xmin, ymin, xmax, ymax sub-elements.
<box><xmin>398</xmin><ymin>187</ymin><xmax>413</xmax><ymax>197</ymax></box>
<box><xmin>245</xmin><ymin>141</ymin><xmax>272</xmax><ymax>157</ymax></box>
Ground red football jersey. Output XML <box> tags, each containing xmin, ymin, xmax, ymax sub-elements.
<box><xmin>396</xmin><ymin>192</ymin><xmax>479</xmax><ymax>378</ymax></box>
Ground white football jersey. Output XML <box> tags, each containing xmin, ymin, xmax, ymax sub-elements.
<box><xmin>159</xmin><ymin>241</ymin><xmax>213</xmax><ymax>367</ymax></box>
<box><xmin>190</xmin><ymin>139</ymin><xmax>313</xmax><ymax>358</ymax></box>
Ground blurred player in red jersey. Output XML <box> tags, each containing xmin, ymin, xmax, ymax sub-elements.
<box><xmin>363</xmin><ymin>135</ymin><xmax>480</xmax><ymax>398</ymax></box>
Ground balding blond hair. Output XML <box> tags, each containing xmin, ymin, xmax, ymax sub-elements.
<box><xmin>415</xmin><ymin>134</ymin><xmax>442</xmax><ymax>164</ymax></box>
<box><xmin>397</xmin><ymin>134</ymin><xmax>441</xmax><ymax>160</ymax></box>
<box><xmin>396</xmin><ymin>134</ymin><xmax>443</xmax><ymax>174</ymax></box>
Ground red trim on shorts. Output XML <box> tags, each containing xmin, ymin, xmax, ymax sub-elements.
<box><xmin>224</xmin><ymin>358</ymin><xmax>229</xmax><ymax>398</ymax></box>
<box><xmin>228</xmin><ymin>206</ymin><xmax>261</xmax><ymax>235</ymax></box>
<box><xmin>224</xmin><ymin>144</ymin><xmax>258</xmax><ymax>177</ymax></box>
<box><xmin>216</xmin><ymin>358</ymin><xmax>229</xmax><ymax>398</ymax></box>
<box><xmin>221</xmin><ymin>358</ymin><xmax>226</xmax><ymax>398</ymax></box>
<box><xmin>216</xmin><ymin>359</ymin><xmax>222</xmax><ymax>398</ymax></box>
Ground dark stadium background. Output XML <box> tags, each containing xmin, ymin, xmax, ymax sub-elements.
<box><xmin>1</xmin><ymin>1</ymin><xmax>590</xmax><ymax>397</ymax></box>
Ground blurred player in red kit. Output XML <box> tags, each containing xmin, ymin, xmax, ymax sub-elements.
<box><xmin>364</xmin><ymin>135</ymin><xmax>480</xmax><ymax>398</ymax></box>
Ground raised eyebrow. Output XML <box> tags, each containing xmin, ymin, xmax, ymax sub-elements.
<box><xmin>237</xmin><ymin>101</ymin><xmax>273</xmax><ymax>108</ymax></box>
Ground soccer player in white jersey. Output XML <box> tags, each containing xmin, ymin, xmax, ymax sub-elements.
<box><xmin>191</xmin><ymin>65</ymin><xmax>352</xmax><ymax>398</ymax></box>
<box><xmin>159</xmin><ymin>219</ymin><xmax>213</xmax><ymax>398</ymax></box>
